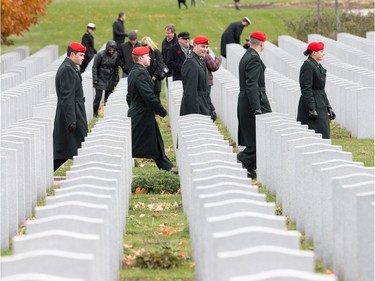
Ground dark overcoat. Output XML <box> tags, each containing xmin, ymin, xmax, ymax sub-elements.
<box><xmin>118</xmin><ymin>41</ymin><xmax>141</xmax><ymax>75</ymax></box>
<box><xmin>166</xmin><ymin>43</ymin><xmax>192</xmax><ymax>81</ymax></box>
<box><xmin>146</xmin><ymin>49</ymin><xmax>166</xmax><ymax>92</ymax></box>
<box><xmin>53</xmin><ymin>57</ymin><xmax>88</xmax><ymax>159</ymax></box>
<box><xmin>237</xmin><ymin>48</ymin><xmax>272</xmax><ymax>147</ymax></box>
<box><xmin>180</xmin><ymin>52</ymin><xmax>212</xmax><ymax>116</ymax></box>
<box><xmin>220</xmin><ymin>21</ymin><xmax>245</xmax><ymax>57</ymax></box>
<box><xmin>161</xmin><ymin>34</ymin><xmax>178</xmax><ymax>63</ymax></box>
<box><xmin>92</xmin><ymin>41</ymin><xmax>119</xmax><ymax>91</ymax></box>
<box><xmin>81</xmin><ymin>32</ymin><xmax>97</xmax><ymax>70</ymax></box>
<box><xmin>297</xmin><ymin>58</ymin><xmax>331</xmax><ymax>139</ymax></box>
<box><xmin>127</xmin><ymin>63</ymin><xmax>168</xmax><ymax>159</ymax></box>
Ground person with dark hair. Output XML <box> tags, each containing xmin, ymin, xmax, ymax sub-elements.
<box><xmin>80</xmin><ymin>22</ymin><xmax>97</xmax><ymax>73</ymax></box>
<box><xmin>92</xmin><ymin>41</ymin><xmax>119</xmax><ymax>117</ymax></box>
<box><xmin>167</xmin><ymin>31</ymin><xmax>192</xmax><ymax>81</ymax></box>
<box><xmin>140</xmin><ymin>36</ymin><xmax>168</xmax><ymax>102</ymax></box>
<box><xmin>118</xmin><ymin>31</ymin><xmax>141</xmax><ymax>78</ymax></box>
<box><xmin>237</xmin><ymin>32</ymin><xmax>272</xmax><ymax>184</ymax></box>
<box><xmin>220</xmin><ymin>17</ymin><xmax>251</xmax><ymax>58</ymax></box>
<box><xmin>53</xmin><ymin>42</ymin><xmax>88</xmax><ymax>171</ymax></box>
<box><xmin>161</xmin><ymin>24</ymin><xmax>178</xmax><ymax>79</ymax></box>
<box><xmin>113</xmin><ymin>12</ymin><xmax>128</xmax><ymax>49</ymax></box>
<box><xmin>127</xmin><ymin>47</ymin><xmax>176</xmax><ymax>173</ymax></box>
<box><xmin>297</xmin><ymin>41</ymin><xmax>335</xmax><ymax>139</ymax></box>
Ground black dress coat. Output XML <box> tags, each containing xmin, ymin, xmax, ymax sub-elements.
<box><xmin>92</xmin><ymin>41</ymin><xmax>119</xmax><ymax>91</ymax></box>
<box><xmin>166</xmin><ymin>43</ymin><xmax>192</xmax><ymax>81</ymax></box>
<box><xmin>161</xmin><ymin>34</ymin><xmax>178</xmax><ymax>63</ymax></box>
<box><xmin>127</xmin><ymin>63</ymin><xmax>168</xmax><ymax>159</ymax></box>
<box><xmin>146</xmin><ymin>49</ymin><xmax>166</xmax><ymax>92</ymax></box>
<box><xmin>80</xmin><ymin>32</ymin><xmax>97</xmax><ymax>71</ymax></box>
<box><xmin>112</xmin><ymin>19</ymin><xmax>127</xmax><ymax>47</ymax></box>
<box><xmin>180</xmin><ymin>52</ymin><xmax>212</xmax><ymax>116</ymax></box>
<box><xmin>118</xmin><ymin>41</ymin><xmax>141</xmax><ymax>75</ymax></box>
<box><xmin>237</xmin><ymin>48</ymin><xmax>272</xmax><ymax>147</ymax></box>
<box><xmin>220</xmin><ymin>21</ymin><xmax>245</xmax><ymax>58</ymax></box>
<box><xmin>53</xmin><ymin>57</ymin><xmax>88</xmax><ymax>159</ymax></box>
<box><xmin>297</xmin><ymin>58</ymin><xmax>331</xmax><ymax>139</ymax></box>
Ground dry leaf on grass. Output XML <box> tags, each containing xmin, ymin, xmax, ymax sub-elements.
<box><xmin>178</xmin><ymin>241</ymin><xmax>185</xmax><ymax>247</ymax></box>
<box><xmin>135</xmin><ymin>187</ymin><xmax>145</xmax><ymax>194</ymax></box>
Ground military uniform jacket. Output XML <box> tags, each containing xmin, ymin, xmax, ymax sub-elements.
<box><xmin>297</xmin><ymin>58</ymin><xmax>331</xmax><ymax>139</ymax></box>
<box><xmin>220</xmin><ymin>21</ymin><xmax>245</xmax><ymax>57</ymax></box>
<box><xmin>81</xmin><ymin>32</ymin><xmax>97</xmax><ymax>61</ymax></box>
<box><xmin>127</xmin><ymin>63</ymin><xmax>168</xmax><ymax>159</ymax></box>
<box><xmin>53</xmin><ymin>57</ymin><xmax>88</xmax><ymax>159</ymax></box>
<box><xmin>180</xmin><ymin>52</ymin><xmax>212</xmax><ymax>116</ymax></box>
<box><xmin>237</xmin><ymin>48</ymin><xmax>272</xmax><ymax>147</ymax></box>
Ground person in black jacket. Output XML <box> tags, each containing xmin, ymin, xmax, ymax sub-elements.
<box><xmin>167</xmin><ymin>31</ymin><xmax>192</xmax><ymax>81</ymax></box>
<box><xmin>118</xmin><ymin>31</ymin><xmax>141</xmax><ymax>78</ymax></box>
<box><xmin>112</xmin><ymin>12</ymin><xmax>128</xmax><ymax>50</ymax></box>
<box><xmin>53</xmin><ymin>42</ymin><xmax>88</xmax><ymax>171</ymax></box>
<box><xmin>127</xmin><ymin>47</ymin><xmax>175</xmax><ymax>172</ymax></box>
<box><xmin>220</xmin><ymin>17</ymin><xmax>251</xmax><ymax>58</ymax></box>
<box><xmin>80</xmin><ymin>22</ymin><xmax>97</xmax><ymax>73</ymax></box>
<box><xmin>297</xmin><ymin>41</ymin><xmax>335</xmax><ymax>139</ymax></box>
<box><xmin>161</xmin><ymin>24</ymin><xmax>178</xmax><ymax>78</ymax></box>
<box><xmin>140</xmin><ymin>36</ymin><xmax>168</xmax><ymax>102</ymax></box>
<box><xmin>237</xmin><ymin>32</ymin><xmax>272</xmax><ymax>183</ymax></box>
<box><xmin>92</xmin><ymin>41</ymin><xmax>119</xmax><ymax>117</ymax></box>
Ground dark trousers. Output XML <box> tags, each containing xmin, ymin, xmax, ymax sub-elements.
<box><xmin>178</xmin><ymin>0</ymin><xmax>188</xmax><ymax>8</ymax></box>
<box><xmin>54</xmin><ymin>158</ymin><xmax>68</xmax><ymax>172</ymax></box>
<box><xmin>154</xmin><ymin>155</ymin><xmax>174</xmax><ymax>171</ymax></box>
<box><xmin>93</xmin><ymin>89</ymin><xmax>111</xmax><ymax>116</ymax></box>
<box><xmin>237</xmin><ymin>146</ymin><xmax>257</xmax><ymax>177</ymax></box>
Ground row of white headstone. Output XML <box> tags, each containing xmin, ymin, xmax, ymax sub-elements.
<box><xmin>1</xmin><ymin>78</ymin><xmax>132</xmax><ymax>281</ymax></box>
<box><xmin>165</xmin><ymin>79</ymin><xmax>337</xmax><ymax>281</ymax></box>
<box><xmin>225</xmin><ymin>32</ymin><xmax>374</xmax><ymax>139</ymax></box>
<box><xmin>0</xmin><ymin>46</ymin><xmax>98</xmax><ymax>252</ymax></box>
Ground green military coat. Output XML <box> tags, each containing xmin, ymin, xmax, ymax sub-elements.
<box><xmin>237</xmin><ymin>48</ymin><xmax>272</xmax><ymax>147</ymax></box>
<box><xmin>180</xmin><ymin>52</ymin><xmax>213</xmax><ymax>116</ymax></box>
<box><xmin>127</xmin><ymin>63</ymin><xmax>168</xmax><ymax>159</ymax></box>
<box><xmin>53</xmin><ymin>57</ymin><xmax>88</xmax><ymax>159</ymax></box>
<box><xmin>297</xmin><ymin>58</ymin><xmax>331</xmax><ymax>139</ymax></box>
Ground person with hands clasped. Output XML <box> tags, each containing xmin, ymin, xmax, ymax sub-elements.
<box><xmin>53</xmin><ymin>42</ymin><xmax>88</xmax><ymax>171</ymax></box>
<box><xmin>127</xmin><ymin>47</ymin><xmax>176</xmax><ymax>173</ymax></box>
<box><xmin>237</xmin><ymin>32</ymin><xmax>272</xmax><ymax>184</ymax></box>
<box><xmin>92</xmin><ymin>40</ymin><xmax>119</xmax><ymax>117</ymax></box>
<box><xmin>297</xmin><ymin>41</ymin><xmax>335</xmax><ymax>139</ymax></box>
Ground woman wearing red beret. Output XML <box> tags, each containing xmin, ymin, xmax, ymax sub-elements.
<box><xmin>297</xmin><ymin>41</ymin><xmax>336</xmax><ymax>139</ymax></box>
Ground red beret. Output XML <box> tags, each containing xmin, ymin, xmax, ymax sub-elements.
<box><xmin>69</xmin><ymin>42</ymin><xmax>86</xmax><ymax>53</ymax></box>
<box><xmin>250</xmin><ymin>32</ymin><xmax>267</xmax><ymax>42</ymax></box>
<box><xmin>193</xmin><ymin>35</ymin><xmax>209</xmax><ymax>45</ymax></box>
<box><xmin>307</xmin><ymin>41</ymin><xmax>324</xmax><ymax>52</ymax></box>
<box><xmin>132</xmin><ymin>46</ymin><xmax>149</xmax><ymax>55</ymax></box>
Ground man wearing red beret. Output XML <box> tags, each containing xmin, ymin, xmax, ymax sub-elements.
<box><xmin>180</xmin><ymin>35</ymin><xmax>215</xmax><ymax>120</ymax></box>
<box><xmin>127</xmin><ymin>47</ymin><xmax>176</xmax><ymax>173</ymax></box>
<box><xmin>237</xmin><ymin>32</ymin><xmax>272</xmax><ymax>184</ymax></box>
<box><xmin>53</xmin><ymin>42</ymin><xmax>88</xmax><ymax>171</ymax></box>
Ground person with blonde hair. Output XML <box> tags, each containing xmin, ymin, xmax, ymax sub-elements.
<box><xmin>141</xmin><ymin>36</ymin><xmax>168</xmax><ymax>101</ymax></box>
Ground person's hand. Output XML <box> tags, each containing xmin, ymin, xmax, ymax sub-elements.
<box><xmin>308</xmin><ymin>109</ymin><xmax>318</xmax><ymax>120</ymax></box>
<box><xmin>211</xmin><ymin>111</ymin><xmax>217</xmax><ymax>122</ymax></box>
<box><xmin>254</xmin><ymin>109</ymin><xmax>262</xmax><ymax>115</ymax></box>
<box><xmin>328</xmin><ymin>108</ymin><xmax>336</xmax><ymax>120</ymax></box>
<box><xmin>68</xmin><ymin>122</ymin><xmax>76</xmax><ymax>132</ymax></box>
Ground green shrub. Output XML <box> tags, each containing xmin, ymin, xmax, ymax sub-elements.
<box><xmin>134</xmin><ymin>246</ymin><xmax>187</xmax><ymax>270</ymax></box>
<box><xmin>131</xmin><ymin>169</ymin><xmax>180</xmax><ymax>194</ymax></box>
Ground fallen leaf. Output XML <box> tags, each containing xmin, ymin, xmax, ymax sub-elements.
<box><xmin>178</xmin><ymin>241</ymin><xmax>185</xmax><ymax>247</ymax></box>
<box><xmin>139</xmin><ymin>214</ymin><xmax>145</xmax><ymax>218</ymax></box>
<box><xmin>135</xmin><ymin>187</ymin><xmax>145</xmax><ymax>194</ymax></box>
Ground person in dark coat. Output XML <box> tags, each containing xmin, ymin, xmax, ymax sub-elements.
<box><xmin>53</xmin><ymin>42</ymin><xmax>88</xmax><ymax>171</ymax></box>
<box><xmin>180</xmin><ymin>35</ymin><xmax>214</xmax><ymax>119</ymax></box>
<box><xmin>220</xmin><ymin>17</ymin><xmax>251</xmax><ymax>58</ymax></box>
<box><xmin>297</xmin><ymin>41</ymin><xmax>336</xmax><ymax>139</ymax></box>
<box><xmin>112</xmin><ymin>12</ymin><xmax>128</xmax><ymax>49</ymax></box>
<box><xmin>161</xmin><ymin>24</ymin><xmax>178</xmax><ymax>78</ymax></box>
<box><xmin>140</xmin><ymin>36</ymin><xmax>168</xmax><ymax>102</ymax></box>
<box><xmin>80</xmin><ymin>22</ymin><xmax>97</xmax><ymax>73</ymax></box>
<box><xmin>92</xmin><ymin>40</ymin><xmax>119</xmax><ymax>117</ymax></box>
<box><xmin>118</xmin><ymin>31</ymin><xmax>141</xmax><ymax>78</ymax></box>
<box><xmin>166</xmin><ymin>31</ymin><xmax>192</xmax><ymax>81</ymax></box>
<box><xmin>237</xmin><ymin>32</ymin><xmax>272</xmax><ymax>183</ymax></box>
<box><xmin>127</xmin><ymin>47</ymin><xmax>175</xmax><ymax>172</ymax></box>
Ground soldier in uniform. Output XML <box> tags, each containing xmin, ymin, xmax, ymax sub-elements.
<box><xmin>53</xmin><ymin>42</ymin><xmax>88</xmax><ymax>171</ymax></box>
<box><xmin>297</xmin><ymin>41</ymin><xmax>335</xmax><ymax>139</ymax></box>
<box><xmin>220</xmin><ymin>17</ymin><xmax>251</xmax><ymax>58</ymax></box>
<box><xmin>237</xmin><ymin>32</ymin><xmax>272</xmax><ymax>184</ymax></box>
<box><xmin>127</xmin><ymin>46</ymin><xmax>175</xmax><ymax>172</ymax></box>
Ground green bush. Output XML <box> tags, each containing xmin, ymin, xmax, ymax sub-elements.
<box><xmin>134</xmin><ymin>246</ymin><xmax>187</xmax><ymax>269</ymax></box>
<box><xmin>282</xmin><ymin>11</ymin><xmax>374</xmax><ymax>42</ymax></box>
<box><xmin>131</xmin><ymin>169</ymin><xmax>180</xmax><ymax>194</ymax></box>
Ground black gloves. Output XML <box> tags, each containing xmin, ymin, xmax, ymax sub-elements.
<box><xmin>308</xmin><ymin>109</ymin><xmax>318</xmax><ymax>120</ymax></box>
<box><xmin>254</xmin><ymin>109</ymin><xmax>262</xmax><ymax>115</ymax></box>
<box><xmin>328</xmin><ymin>107</ymin><xmax>336</xmax><ymax>120</ymax></box>
<box><xmin>68</xmin><ymin>122</ymin><xmax>76</xmax><ymax>132</ymax></box>
<box><xmin>211</xmin><ymin>111</ymin><xmax>217</xmax><ymax>122</ymax></box>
